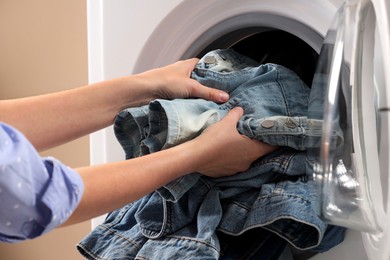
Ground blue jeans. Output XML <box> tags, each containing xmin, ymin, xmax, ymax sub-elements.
<box><xmin>77</xmin><ymin>154</ymin><xmax>344</xmax><ymax>259</ymax></box>
<box><xmin>77</xmin><ymin>49</ymin><xmax>345</xmax><ymax>259</ymax></box>
<box><xmin>114</xmin><ymin>49</ymin><xmax>342</xmax><ymax>201</ymax></box>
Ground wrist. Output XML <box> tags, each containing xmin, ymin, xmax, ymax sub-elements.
<box><xmin>176</xmin><ymin>138</ymin><xmax>208</xmax><ymax>174</ymax></box>
<box><xmin>105</xmin><ymin>75</ymin><xmax>158</xmax><ymax>111</ymax></box>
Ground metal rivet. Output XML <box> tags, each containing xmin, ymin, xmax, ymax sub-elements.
<box><xmin>261</xmin><ymin>120</ymin><xmax>275</xmax><ymax>128</ymax></box>
<box><xmin>203</xmin><ymin>55</ymin><xmax>216</xmax><ymax>64</ymax></box>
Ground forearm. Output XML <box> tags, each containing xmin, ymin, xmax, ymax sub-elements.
<box><xmin>0</xmin><ymin>75</ymin><xmax>155</xmax><ymax>151</ymax></box>
<box><xmin>65</xmin><ymin>141</ymin><xmax>197</xmax><ymax>225</ymax></box>
<box><xmin>0</xmin><ymin>59</ymin><xmax>229</xmax><ymax>151</ymax></box>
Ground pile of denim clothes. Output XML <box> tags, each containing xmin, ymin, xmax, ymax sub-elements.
<box><xmin>77</xmin><ymin>49</ymin><xmax>345</xmax><ymax>259</ymax></box>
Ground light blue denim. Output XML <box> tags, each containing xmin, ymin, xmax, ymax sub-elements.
<box><xmin>77</xmin><ymin>49</ymin><xmax>345</xmax><ymax>259</ymax></box>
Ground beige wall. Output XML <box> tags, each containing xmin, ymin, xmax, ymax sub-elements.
<box><xmin>0</xmin><ymin>0</ymin><xmax>91</xmax><ymax>259</ymax></box>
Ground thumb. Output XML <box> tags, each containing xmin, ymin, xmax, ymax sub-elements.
<box><xmin>223</xmin><ymin>107</ymin><xmax>244</xmax><ymax>125</ymax></box>
<box><xmin>184</xmin><ymin>58</ymin><xmax>230</xmax><ymax>103</ymax></box>
<box><xmin>191</xmin><ymin>81</ymin><xmax>230</xmax><ymax>103</ymax></box>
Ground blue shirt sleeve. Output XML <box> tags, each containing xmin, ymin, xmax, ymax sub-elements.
<box><xmin>0</xmin><ymin>122</ymin><xmax>84</xmax><ymax>243</ymax></box>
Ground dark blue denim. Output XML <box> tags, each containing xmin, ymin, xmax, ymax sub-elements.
<box><xmin>77</xmin><ymin>152</ymin><xmax>344</xmax><ymax>259</ymax></box>
<box><xmin>77</xmin><ymin>49</ymin><xmax>345</xmax><ymax>259</ymax></box>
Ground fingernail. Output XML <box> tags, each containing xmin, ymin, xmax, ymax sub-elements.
<box><xmin>219</xmin><ymin>92</ymin><xmax>229</xmax><ymax>101</ymax></box>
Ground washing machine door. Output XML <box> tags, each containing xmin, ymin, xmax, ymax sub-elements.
<box><xmin>313</xmin><ymin>0</ymin><xmax>390</xmax><ymax>258</ymax></box>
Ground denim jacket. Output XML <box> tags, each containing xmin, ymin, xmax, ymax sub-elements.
<box><xmin>77</xmin><ymin>49</ymin><xmax>345</xmax><ymax>259</ymax></box>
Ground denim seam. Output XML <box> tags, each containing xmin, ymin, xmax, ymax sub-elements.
<box><xmin>262</xmin><ymin>219</ymin><xmax>322</xmax><ymax>250</ymax></box>
<box><xmin>166</xmin><ymin>234</ymin><xmax>221</xmax><ymax>253</ymax></box>
<box><xmin>140</xmin><ymin>199</ymin><xmax>169</xmax><ymax>239</ymax></box>
<box><xmin>77</xmin><ymin>244</ymin><xmax>109</xmax><ymax>260</ymax></box>
<box><xmin>170</xmin><ymin>101</ymin><xmax>181</xmax><ymax>146</ymax></box>
<box><xmin>193</xmin><ymin>67</ymin><xmax>254</xmax><ymax>84</ymax></box>
<box><xmin>275</xmin><ymin>65</ymin><xmax>291</xmax><ymax>117</ymax></box>
<box><xmin>262</xmin><ymin>191</ymin><xmax>310</xmax><ymax>201</ymax></box>
<box><xmin>251</xmin><ymin>152</ymin><xmax>297</xmax><ymax>174</ymax></box>
<box><xmin>103</xmin><ymin>203</ymin><xmax>133</xmax><ymax>228</ymax></box>
<box><xmin>273</xmin><ymin>182</ymin><xmax>284</xmax><ymax>194</ymax></box>
<box><xmin>218</xmin><ymin>215</ymin><xmax>322</xmax><ymax>250</ymax></box>
<box><xmin>221</xmin><ymin>199</ymin><xmax>252</xmax><ymax>212</ymax></box>
<box><xmin>100</xmin><ymin>224</ymin><xmax>143</xmax><ymax>250</ymax></box>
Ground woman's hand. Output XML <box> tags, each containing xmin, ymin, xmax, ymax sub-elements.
<box><xmin>189</xmin><ymin>107</ymin><xmax>277</xmax><ymax>177</ymax></box>
<box><xmin>136</xmin><ymin>58</ymin><xmax>229</xmax><ymax>103</ymax></box>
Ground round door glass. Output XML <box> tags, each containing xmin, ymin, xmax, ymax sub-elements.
<box><xmin>312</xmin><ymin>0</ymin><xmax>387</xmax><ymax>233</ymax></box>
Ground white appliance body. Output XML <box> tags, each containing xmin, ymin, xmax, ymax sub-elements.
<box><xmin>87</xmin><ymin>0</ymin><xmax>390</xmax><ymax>259</ymax></box>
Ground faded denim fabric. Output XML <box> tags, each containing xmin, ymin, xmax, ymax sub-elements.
<box><xmin>77</xmin><ymin>49</ymin><xmax>345</xmax><ymax>259</ymax></box>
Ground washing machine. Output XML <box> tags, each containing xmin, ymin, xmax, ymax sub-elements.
<box><xmin>87</xmin><ymin>0</ymin><xmax>390</xmax><ymax>259</ymax></box>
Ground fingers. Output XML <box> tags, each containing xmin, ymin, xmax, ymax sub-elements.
<box><xmin>183</xmin><ymin>58</ymin><xmax>230</xmax><ymax>103</ymax></box>
<box><xmin>223</xmin><ymin>107</ymin><xmax>278</xmax><ymax>163</ymax></box>
<box><xmin>192</xmin><ymin>81</ymin><xmax>229</xmax><ymax>103</ymax></box>
<box><xmin>203</xmin><ymin>107</ymin><xmax>243</xmax><ymax>134</ymax></box>
<box><xmin>249</xmin><ymin>139</ymin><xmax>278</xmax><ymax>157</ymax></box>
<box><xmin>224</xmin><ymin>107</ymin><xmax>244</xmax><ymax>123</ymax></box>
<box><xmin>204</xmin><ymin>107</ymin><xmax>243</xmax><ymax>134</ymax></box>
<box><xmin>194</xmin><ymin>106</ymin><xmax>278</xmax><ymax>177</ymax></box>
